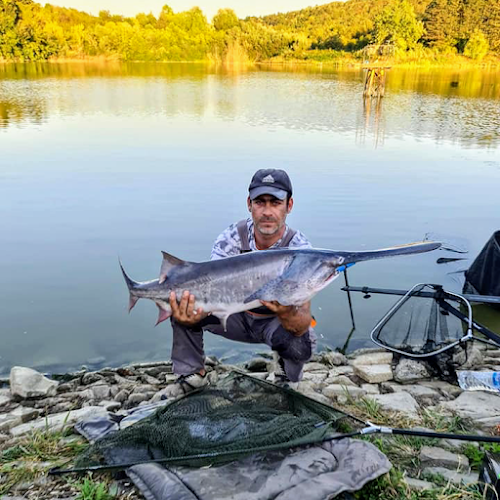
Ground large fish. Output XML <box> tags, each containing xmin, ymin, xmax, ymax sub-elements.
<box><xmin>121</xmin><ymin>241</ymin><xmax>440</xmax><ymax>330</ymax></box>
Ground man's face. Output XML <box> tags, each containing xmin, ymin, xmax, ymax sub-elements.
<box><xmin>248</xmin><ymin>194</ymin><xmax>293</xmax><ymax>237</ymax></box>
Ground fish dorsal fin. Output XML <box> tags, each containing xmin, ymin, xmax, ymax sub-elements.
<box><xmin>159</xmin><ymin>251</ymin><xmax>189</xmax><ymax>284</ymax></box>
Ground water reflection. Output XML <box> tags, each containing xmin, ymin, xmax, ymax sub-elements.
<box><xmin>0</xmin><ymin>62</ymin><xmax>499</xmax><ymax>148</ymax></box>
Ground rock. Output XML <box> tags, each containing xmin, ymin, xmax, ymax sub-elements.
<box><xmin>361</xmin><ymin>384</ymin><xmax>380</xmax><ymax>395</ymax></box>
<box><xmin>127</xmin><ymin>393</ymin><xmax>149</xmax><ymax>406</ymax></box>
<box><xmin>52</xmin><ymin>401</ymin><xmax>75</xmax><ymax>413</ymax></box>
<box><xmin>452</xmin><ymin>346</ymin><xmax>483</xmax><ymax>369</ymax></box>
<box><xmin>78</xmin><ymin>389</ymin><xmax>94</xmax><ymax>401</ymax></box>
<box><xmin>354</xmin><ymin>364</ymin><xmax>393</xmax><ymax>383</ymax></box>
<box><xmin>57</xmin><ymin>380</ymin><xmax>78</xmax><ymax>393</ymax></box>
<box><xmin>141</xmin><ymin>374</ymin><xmax>161</xmax><ymax>385</ymax></box>
<box><xmin>438</xmin><ymin>391</ymin><xmax>500</xmax><ymax>428</ymax></box>
<box><xmin>394</xmin><ymin>358</ymin><xmax>430</xmax><ymax>383</ymax></box>
<box><xmin>419</xmin><ymin>446</ymin><xmax>469</xmax><ymax>471</ymax></box>
<box><xmin>326</xmin><ymin>366</ymin><xmax>354</xmax><ymax>379</ymax></box>
<box><xmin>420</xmin><ymin>381</ymin><xmax>462</xmax><ymax>399</ymax></box>
<box><xmin>423</xmin><ymin>467</ymin><xmax>479</xmax><ymax>486</ymax></box>
<box><xmin>404</xmin><ymin>477</ymin><xmax>436</xmax><ymax>490</ymax></box>
<box><xmin>245</xmin><ymin>358</ymin><xmax>271</xmax><ymax>372</ymax></box>
<box><xmin>0</xmin><ymin>388</ymin><xmax>11</xmax><ymax>407</ymax></box>
<box><xmin>302</xmin><ymin>371</ymin><xmax>328</xmax><ymax>387</ymax></box>
<box><xmin>303</xmin><ymin>362</ymin><xmax>329</xmax><ymax>372</ymax></box>
<box><xmin>132</xmin><ymin>384</ymin><xmax>156</xmax><ymax>394</ymax></box>
<box><xmin>369</xmin><ymin>392</ymin><xmax>420</xmax><ymax>417</ymax></box>
<box><xmin>91</xmin><ymin>385</ymin><xmax>111</xmax><ymax>400</ymax></box>
<box><xmin>81</xmin><ymin>372</ymin><xmax>104</xmax><ymax>385</ymax></box>
<box><xmin>327</xmin><ymin>375</ymin><xmax>357</xmax><ymax>387</ymax></box>
<box><xmin>348</xmin><ymin>347</ymin><xmax>387</xmax><ymax>358</ymax></box>
<box><xmin>33</xmin><ymin>397</ymin><xmax>63</xmax><ymax>409</ymax></box>
<box><xmin>10</xmin><ymin>406</ymin><xmax>108</xmax><ymax>436</ymax></box>
<box><xmin>319</xmin><ymin>351</ymin><xmax>348</xmax><ymax>366</ymax></box>
<box><xmin>323</xmin><ymin>384</ymin><xmax>366</xmax><ymax>400</ymax></box>
<box><xmin>0</xmin><ymin>406</ymin><xmax>40</xmax><ymax>432</ymax></box>
<box><xmin>383</xmin><ymin>383</ymin><xmax>441</xmax><ymax>404</ymax></box>
<box><xmin>351</xmin><ymin>352</ymin><xmax>393</xmax><ymax>367</ymax></box>
<box><xmin>299</xmin><ymin>389</ymin><xmax>332</xmax><ymax>406</ymax></box>
<box><xmin>0</xmin><ymin>433</ymin><xmax>8</xmax><ymax>443</ymax></box>
<box><xmin>99</xmin><ymin>400</ymin><xmax>121</xmax><ymax>411</ymax></box>
<box><xmin>10</xmin><ymin>367</ymin><xmax>58</xmax><ymax>399</ymax></box>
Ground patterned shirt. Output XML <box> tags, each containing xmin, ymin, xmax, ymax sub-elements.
<box><xmin>211</xmin><ymin>218</ymin><xmax>312</xmax><ymax>260</ymax></box>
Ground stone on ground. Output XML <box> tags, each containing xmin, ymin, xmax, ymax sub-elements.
<box><xmin>361</xmin><ymin>384</ymin><xmax>380</xmax><ymax>395</ymax></box>
<box><xmin>0</xmin><ymin>388</ymin><xmax>11</xmax><ymax>407</ymax></box>
<box><xmin>404</xmin><ymin>477</ymin><xmax>436</xmax><ymax>490</ymax></box>
<box><xmin>369</xmin><ymin>392</ymin><xmax>420</xmax><ymax>417</ymax></box>
<box><xmin>394</xmin><ymin>358</ymin><xmax>430</xmax><ymax>383</ymax></box>
<box><xmin>318</xmin><ymin>351</ymin><xmax>348</xmax><ymax>366</ymax></box>
<box><xmin>419</xmin><ymin>446</ymin><xmax>469</xmax><ymax>471</ymax></box>
<box><xmin>354</xmin><ymin>364</ymin><xmax>393</xmax><ymax>383</ymax></box>
<box><xmin>10</xmin><ymin>366</ymin><xmax>58</xmax><ymax>399</ymax></box>
<box><xmin>383</xmin><ymin>383</ymin><xmax>441</xmax><ymax>404</ymax></box>
<box><xmin>323</xmin><ymin>384</ymin><xmax>366</xmax><ymax>400</ymax></box>
<box><xmin>438</xmin><ymin>391</ymin><xmax>500</xmax><ymax>428</ymax></box>
<box><xmin>10</xmin><ymin>406</ymin><xmax>108</xmax><ymax>436</ymax></box>
<box><xmin>351</xmin><ymin>352</ymin><xmax>393</xmax><ymax>367</ymax></box>
<box><xmin>423</xmin><ymin>467</ymin><xmax>479</xmax><ymax>486</ymax></box>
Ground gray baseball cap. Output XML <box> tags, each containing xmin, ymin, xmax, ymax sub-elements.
<box><xmin>248</xmin><ymin>169</ymin><xmax>293</xmax><ymax>200</ymax></box>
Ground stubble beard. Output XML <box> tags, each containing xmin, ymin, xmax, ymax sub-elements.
<box><xmin>255</xmin><ymin>219</ymin><xmax>285</xmax><ymax>236</ymax></box>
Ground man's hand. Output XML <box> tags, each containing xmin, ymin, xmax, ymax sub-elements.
<box><xmin>169</xmin><ymin>291</ymin><xmax>209</xmax><ymax>327</ymax></box>
<box><xmin>260</xmin><ymin>300</ymin><xmax>312</xmax><ymax>337</ymax></box>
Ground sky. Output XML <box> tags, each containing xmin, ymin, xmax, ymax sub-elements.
<box><xmin>44</xmin><ymin>1</ymin><xmax>326</xmax><ymax>20</ymax></box>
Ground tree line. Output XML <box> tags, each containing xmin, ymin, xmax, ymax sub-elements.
<box><xmin>0</xmin><ymin>0</ymin><xmax>498</xmax><ymax>62</ymax></box>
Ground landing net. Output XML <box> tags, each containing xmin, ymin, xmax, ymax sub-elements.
<box><xmin>76</xmin><ymin>372</ymin><xmax>355</xmax><ymax>468</ymax></box>
<box><xmin>370</xmin><ymin>284</ymin><xmax>471</xmax><ymax>358</ymax></box>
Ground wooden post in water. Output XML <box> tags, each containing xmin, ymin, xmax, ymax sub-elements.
<box><xmin>363</xmin><ymin>66</ymin><xmax>389</xmax><ymax>98</ymax></box>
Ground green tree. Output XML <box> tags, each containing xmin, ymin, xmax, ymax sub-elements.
<box><xmin>464</xmin><ymin>28</ymin><xmax>489</xmax><ymax>59</ymax></box>
<box><xmin>423</xmin><ymin>0</ymin><xmax>461</xmax><ymax>50</ymax></box>
<box><xmin>212</xmin><ymin>8</ymin><xmax>239</xmax><ymax>31</ymax></box>
<box><xmin>374</xmin><ymin>0</ymin><xmax>424</xmax><ymax>50</ymax></box>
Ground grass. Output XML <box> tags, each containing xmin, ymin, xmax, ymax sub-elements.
<box><xmin>0</xmin><ymin>428</ymin><xmax>88</xmax><ymax>495</ymax></box>
<box><xmin>75</xmin><ymin>476</ymin><xmax>114</xmax><ymax>500</ymax></box>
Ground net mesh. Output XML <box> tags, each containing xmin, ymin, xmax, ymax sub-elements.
<box><xmin>371</xmin><ymin>284</ymin><xmax>467</xmax><ymax>357</ymax></box>
<box><xmin>76</xmin><ymin>372</ymin><xmax>354</xmax><ymax>468</ymax></box>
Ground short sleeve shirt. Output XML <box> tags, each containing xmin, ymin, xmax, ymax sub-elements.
<box><xmin>211</xmin><ymin>218</ymin><xmax>312</xmax><ymax>260</ymax></box>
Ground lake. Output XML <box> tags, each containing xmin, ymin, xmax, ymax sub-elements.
<box><xmin>1</xmin><ymin>61</ymin><xmax>499</xmax><ymax>376</ymax></box>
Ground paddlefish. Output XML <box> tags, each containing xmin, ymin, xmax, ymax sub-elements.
<box><xmin>121</xmin><ymin>241</ymin><xmax>441</xmax><ymax>330</ymax></box>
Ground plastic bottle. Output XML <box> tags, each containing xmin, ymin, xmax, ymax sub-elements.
<box><xmin>457</xmin><ymin>371</ymin><xmax>500</xmax><ymax>392</ymax></box>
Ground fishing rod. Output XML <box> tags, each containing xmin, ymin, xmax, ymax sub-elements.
<box><xmin>48</xmin><ymin>421</ymin><xmax>500</xmax><ymax>476</ymax></box>
<box><xmin>342</xmin><ymin>285</ymin><xmax>500</xmax><ymax>305</ymax></box>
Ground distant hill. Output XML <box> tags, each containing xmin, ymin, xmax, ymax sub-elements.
<box><xmin>0</xmin><ymin>0</ymin><xmax>498</xmax><ymax>62</ymax></box>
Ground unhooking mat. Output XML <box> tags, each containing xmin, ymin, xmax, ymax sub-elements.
<box><xmin>75</xmin><ymin>373</ymin><xmax>392</xmax><ymax>500</ymax></box>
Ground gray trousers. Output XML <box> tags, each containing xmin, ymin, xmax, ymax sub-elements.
<box><xmin>171</xmin><ymin>313</ymin><xmax>317</xmax><ymax>382</ymax></box>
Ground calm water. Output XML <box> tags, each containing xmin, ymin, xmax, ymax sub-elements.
<box><xmin>1</xmin><ymin>62</ymin><xmax>500</xmax><ymax>376</ymax></box>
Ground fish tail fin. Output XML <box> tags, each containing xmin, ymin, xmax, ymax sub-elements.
<box><xmin>119</xmin><ymin>259</ymin><xmax>140</xmax><ymax>312</ymax></box>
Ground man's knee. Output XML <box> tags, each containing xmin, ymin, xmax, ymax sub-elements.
<box><xmin>271</xmin><ymin>328</ymin><xmax>314</xmax><ymax>363</ymax></box>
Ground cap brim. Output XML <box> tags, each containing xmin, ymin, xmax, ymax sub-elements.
<box><xmin>249</xmin><ymin>186</ymin><xmax>288</xmax><ymax>200</ymax></box>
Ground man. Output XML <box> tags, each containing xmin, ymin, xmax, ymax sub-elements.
<box><xmin>164</xmin><ymin>169</ymin><xmax>316</xmax><ymax>397</ymax></box>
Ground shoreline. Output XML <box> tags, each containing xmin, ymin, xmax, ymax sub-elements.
<box><xmin>2</xmin><ymin>344</ymin><xmax>500</xmax><ymax>498</ymax></box>
<box><xmin>1</xmin><ymin>55</ymin><xmax>499</xmax><ymax>70</ymax></box>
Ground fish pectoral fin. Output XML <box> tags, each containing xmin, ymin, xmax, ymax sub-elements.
<box><xmin>244</xmin><ymin>278</ymin><xmax>303</xmax><ymax>306</ymax></box>
<box><xmin>159</xmin><ymin>251</ymin><xmax>193</xmax><ymax>284</ymax></box>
